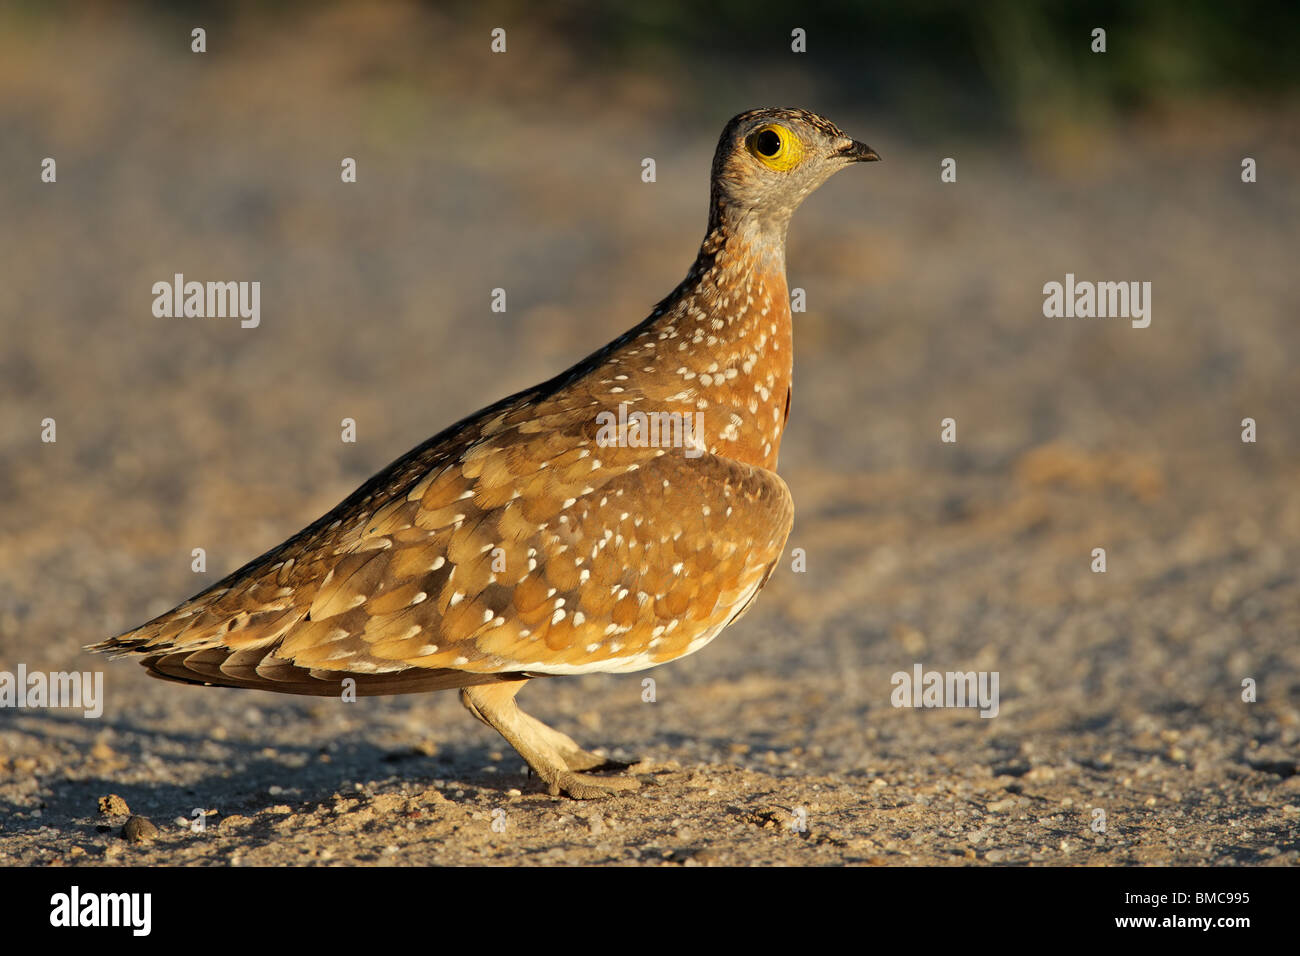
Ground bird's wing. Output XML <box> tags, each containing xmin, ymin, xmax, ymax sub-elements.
<box><xmin>94</xmin><ymin>388</ymin><xmax>793</xmax><ymax>694</ymax></box>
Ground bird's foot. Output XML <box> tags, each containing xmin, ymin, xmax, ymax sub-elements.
<box><xmin>462</xmin><ymin>682</ymin><xmax>641</xmax><ymax>800</ymax></box>
<box><xmin>538</xmin><ymin>767</ymin><xmax>641</xmax><ymax>800</ymax></box>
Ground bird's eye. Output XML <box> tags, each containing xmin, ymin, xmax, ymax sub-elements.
<box><xmin>747</xmin><ymin>125</ymin><xmax>804</xmax><ymax>171</ymax></box>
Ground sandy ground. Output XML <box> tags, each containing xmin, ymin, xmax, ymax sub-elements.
<box><xmin>1</xmin><ymin>6</ymin><xmax>1298</xmax><ymax>866</ymax></box>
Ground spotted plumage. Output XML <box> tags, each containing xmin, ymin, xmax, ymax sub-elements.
<box><xmin>93</xmin><ymin>108</ymin><xmax>879</xmax><ymax>798</ymax></box>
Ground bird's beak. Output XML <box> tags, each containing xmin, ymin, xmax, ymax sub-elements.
<box><xmin>838</xmin><ymin>140</ymin><xmax>881</xmax><ymax>163</ymax></box>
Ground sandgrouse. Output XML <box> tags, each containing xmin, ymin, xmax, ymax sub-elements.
<box><xmin>94</xmin><ymin>108</ymin><xmax>879</xmax><ymax>799</ymax></box>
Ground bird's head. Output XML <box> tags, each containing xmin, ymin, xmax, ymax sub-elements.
<box><xmin>708</xmin><ymin>107</ymin><xmax>879</xmax><ymax>238</ymax></box>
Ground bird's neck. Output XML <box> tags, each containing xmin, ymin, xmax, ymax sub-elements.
<box><xmin>614</xmin><ymin>222</ymin><xmax>795</xmax><ymax>471</ymax></box>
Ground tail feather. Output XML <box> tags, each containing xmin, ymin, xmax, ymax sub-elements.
<box><xmin>91</xmin><ymin>592</ymin><xmax>521</xmax><ymax>699</ymax></box>
<box><xmin>139</xmin><ymin>646</ymin><xmax>517</xmax><ymax>697</ymax></box>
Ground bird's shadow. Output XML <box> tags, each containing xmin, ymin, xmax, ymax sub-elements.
<box><xmin>4</xmin><ymin>684</ymin><xmax>795</xmax><ymax>851</ymax></box>
<box><xmin>2</xmin><ymin>707</ymin><xmax>535</xmax><ymax>845</ymax></box>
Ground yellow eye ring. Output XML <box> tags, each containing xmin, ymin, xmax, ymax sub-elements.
<box><xmin>747</xmin><ymin>124</ymin><xmax>804</xmax><ymax>171</ymax></box>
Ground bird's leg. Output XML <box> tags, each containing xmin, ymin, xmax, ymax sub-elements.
<box><xmin>460</xmin><ymin>681</ymin><xmax>640</xmax><ymax>800</ymax></box>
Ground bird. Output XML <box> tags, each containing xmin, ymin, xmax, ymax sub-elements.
<box><xmin>93</xmin><ymin>108</ymin><xmax>879</xmax><ymax>799</ymax></box>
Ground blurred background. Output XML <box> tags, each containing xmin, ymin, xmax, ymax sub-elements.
<box><xmin>0</xmin><ymin>1</ymin><xmax>1297</xmax><ymax>864</ymax></box>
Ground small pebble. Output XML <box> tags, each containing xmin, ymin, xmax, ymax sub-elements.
<box><xmin>122</xmin><ymin>816</ymin><xmax>159</xmax><ymax>844</ymax></box>
<box><xmin>98</xmin><ymin>794</ymin><xmax>130</xmax><ymax>817</ymax></box>
<box><xmin>90</xmin><ymin>741</ymin><xmax>116</xmax><ymax>761</ymax></box>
